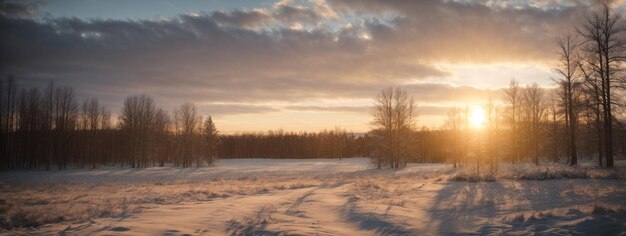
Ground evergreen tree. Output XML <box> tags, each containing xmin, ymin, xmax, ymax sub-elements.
<box><xmin>202</xmin><ymin>116</ymin><xmax>219</xmax><ymax>166</ymax></box>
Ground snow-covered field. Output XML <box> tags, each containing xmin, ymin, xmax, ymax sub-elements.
<box><xmin>1</xmin><ymin>158</ymin><xmax>625</xmax><ymax>235</ymax></box>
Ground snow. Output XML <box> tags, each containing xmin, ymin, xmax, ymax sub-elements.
<box><xmin>1</xmin><ymin>158</ymin><xmax>625</xmax><ymax>235</ymax></box>
<box><xmin>450</xmin><ymin>161</ymin><xmax>626</xmax><ymax>181</ymax></box>
<box><xmin>0</xmin><ymin>158</ymin><xmax>374</xmax><ymax>185</ymax></box>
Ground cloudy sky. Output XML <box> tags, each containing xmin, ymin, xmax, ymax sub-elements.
<box><xmin>0</xmin><ymin>0</ymin><xmax>607</xmax><ymax>132</ymax></box>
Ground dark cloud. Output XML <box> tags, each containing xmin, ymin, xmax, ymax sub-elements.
<box><xmin>273</xmin><ymin>3</ymin><xmax>321</xmax><ymax>24</ymax></box>
<box><xmin>212</xmin><ymin>9</ymin><xmax>273</xmax><ymax>28</ymax></box>
<box><xmin>0</xmin><ymin>12</ymin><xmax>447</xmax><ymax>104</ymax></box>
<box><xmin>0</xmin><ymin>1</ymin><xmax>38</xmax><ymax>18</ymax></box>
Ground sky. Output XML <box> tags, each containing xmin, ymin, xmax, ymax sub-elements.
<box><xmin>0</xmin><ymin>0</ymin><xmax>606</xmax><ymax>133</ymax></box>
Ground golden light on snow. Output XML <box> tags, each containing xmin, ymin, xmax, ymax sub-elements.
<box><xmin>470</xmin><ymin>106</ymin><xmax>486</xmax><ymax>129</ymax></box>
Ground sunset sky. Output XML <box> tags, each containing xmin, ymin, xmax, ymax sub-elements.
<box><xmin>0</xmin><ymin>0</ymin><xmax>609</xmax><ymax>133</ymax></box>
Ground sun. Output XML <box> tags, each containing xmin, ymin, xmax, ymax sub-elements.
<box><xmin>470</xmin><ymin>107</ymin><xmax>486</xmax><ymax>128</ymax></box>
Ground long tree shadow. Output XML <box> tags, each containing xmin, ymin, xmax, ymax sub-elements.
<box><xmin>340</xmin><ymin>196</ymin><xmax>417</xmax><ymax>235</ymax></box>
<box><xmin>225</xmin><ymin>205</ymin><xmax>290</xmax><ymax>236</ymax></box>
<box><xmin>427</xmin><ymin>179</ymin><xmax>626</xmax><ymax>235</ymax></box>
<box><xmin>426</xmin><ymin>181</ymin><xmax>505</xmax><ymax>235</ymax></box>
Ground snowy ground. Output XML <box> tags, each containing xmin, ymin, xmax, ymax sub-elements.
<box><xmin>1</xmin><ymin>158</ymin><xmax>625</xmax><ymax>235</ymax></box>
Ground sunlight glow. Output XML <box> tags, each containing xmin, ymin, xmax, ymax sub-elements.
<box><xmin>470</xmin><ymin>107</ymin><xmax>486</xmax><ymax>128</ymax></box>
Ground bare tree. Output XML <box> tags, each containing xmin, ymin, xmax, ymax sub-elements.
<box><xmin>119</xmin><ymin>95</ymin><xmax>157</xmax><ymax>168</ymax></box>
<box><xmin>579</xmin><ymin>58</ymin><xmax>605</xmax><ymax>166</ymax></box>
<box><xmin>485</xmin><ymin>98</ymin><xmax>499</xmax><ymax>173</ymax></box>
<box><xmin>370</xmin><ymin>87</ymin><xmax>417</xmax><ymax>169</ymax></box>
<box><xmin>2</xmin><ymin>76</ymin><xmax>17</xmax><ymax>168</ymax></box>
<box><xmin>546</xmin><ymin>92</ymin><xmax>561</xmax><ymax>162</ymax></box>
<box><xmin>522</xmin><ymin>83</ymin><xmax>547</xmax><ymax>165</ymax></box>
<box><xmin>154</xmin><ymin>108</ymin><xmax>171</xmax><ymax>167</ymax></box>
<box><xmin>42</xmin><ymin>81</ymin><xmax>55</xmax><ymax>170</ymax></box>
<box><xmin>504</xmin><ymin>79</ymin><xmax>521</xmax><ymax>163</ymax></box>
<box><xmin>577</xmin><ymin>0</ymin><xmax>625</xmax><ymax>167</ymax></box>
<box><xmin>81</xmin><ymin>98</ymin><xmax>102</xmax><ymax>168</ymax></box>
<box><xmin>54</xmin><ymin>86</ymin><xmax>78</xmax><ymax>169</ymax></box>
<box><xmin>17</xmin><ymin>88</ymin><xmax>42</xmax><ymax>168</ymax></box>
<box><xmin>554</xmin><ymin>34</ymin><xmax>582</xmax><ymax>165</ymax></box>
<box><xmin>174</xmin><ymin>103</ymin><xmax>201</xmax><ymax>167</ymax></box>
<box><xmin>445</xmin><ymin>106</ymin><xmax>464</xmax><ymax>168</ymax></box>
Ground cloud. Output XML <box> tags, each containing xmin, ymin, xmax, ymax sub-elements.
<box><xmin>403</xmin><ymin>83</ymin><xmax>503</xmax><ymax>105</ymax></box>
<box><xmin>211</xmin><ymin>9</ymin><xmax>273</xmax><ymax>28</ymax></box>
<box><xmin>0</xmin><ymin>0</ymin><xmax>588</xmax><ymax>122</ymax></box>
<box><xmin>0</xmin><ymin>11</ymin><xmax>449</xmax><ymax>104</ymax></box>
<box><xmin>0</xmin><ymin>0</ymin><xmax>38</xmax><ymax>18</ymax></box>
<box><xmin>284</xmin><ymin>104</ymin><xmax>461</xmax><ymax>117</ymax></box>
<box><xmin>329</xmin><ymin>0</ymin><xmax>587</xmax><ymax>63</ymax></box>
<box><xmin>286</xmin><ymin>105</ymin><xmax>371</xmax><ymax>113</ymax></box>
<box><xmin>200</xmin><ymin>103</ymin><xmax>280</xmax><ymax>116</ymax></box>
<box><xmin>273</xmin><ymin>2</ymin><xmax>321</xmax><ymax>24</ymax></box>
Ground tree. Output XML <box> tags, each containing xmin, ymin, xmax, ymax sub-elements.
<box><xmin>522</xmin><ymin>83</ymin><xmax>546</xmax><ymax>165</ymax></box>
<box><xmin>54</xmin><ymin>86</ymin><xmax>78</xmax><ymax>169</ymax></box>
<box><xmin>370</xmin><ymin>87</ymin><xmax>417</xmax><ymax>169</ymax></box>
<box><xmin>504</xmin><ymin>79</ymin><xmax>521</xmax><ymax>163</ymax></box>
<box><xmin>444</xmin><ymin>107</ymin><xmax>463</xmax><ymax>168</ymax></box>
<box><xmin>81</xmin><ymin>98</ymin><xmax>102</xmax><ymax>168</ymax></box>
<box><xmin>42</xmin><ymin>81</ymin><xmax>55</xmax><ymax>170</ymax></box>
<box><xmin>577</xmin><ymin>0</ymin><xmax>624</xmax><ymax>167</ymax></box>
<box><xmin>119</xmin><ymin>95</ymin><xmax>157</xmax><ymax>168</ymax></box>
<box><xmin>554</xmin><ymin>34</ymin><xmax>582</xmax><ymax>165</ymax></box>
<box><xmin>153</xmin><ymin>108</ymin><xmax>171</xmax><ymax>167</ymax></box>
<box><xmin>202</xmin><ymin>116</ymin><xmax>219</xmax><ymax>167</ymax></box>
<box><xmin>485</xmin><ymin>98</ymin><xmax>499</xmax><ymax>173</ymax></box>
<box><xmin>580</xmin><ymin>63</ymin><xmax>605</xmax><ymax>166</ymax></box>
<box><xmin>1</xmin><ymin>76</ymin><xmax>17</xmax><ymax>168</ymax></box>
<box><xmin>174</xmin><ymin>103</ymin><xmax>200</xmax><ymax>167</ymax></box>
<box><xmin>17</xmin><ymin>87</ymin><xmax>42</xmax><ymax>168</ymax></box>
<box><xmin>546</xmin><ymin>92</ymin><xmax>561</xmax><ymax>162</ymax></box>
<box><xmin>0</xmin><ymin>80</ymin><xmax>375</xmax><ymax>169</ymax></box>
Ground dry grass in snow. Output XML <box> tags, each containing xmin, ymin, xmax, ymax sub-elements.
<box><xmin>0</xmin><ymin>158</ymin><xmax>624</xmax><ymax>235</ymax></box>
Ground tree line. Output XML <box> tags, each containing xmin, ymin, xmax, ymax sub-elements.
<box><xmin>218</xmin><ymin>129</ymin><xmax>369</xmax><ymax>159</ymax></box>
<box><xmin>0</xmin><ymin>78</ymin><xmax>219</xmax><ymax>169</ymax></box>
<box><xmin>0</xmin><ymin>77</ymin><xmax>372</xmax><ymax>169</ymax></box>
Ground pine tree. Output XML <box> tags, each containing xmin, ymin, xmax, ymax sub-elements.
<box><xmin>202</xmin><ymin>116</ymin><xmax>219</xmax><ymax>167</ymax></box>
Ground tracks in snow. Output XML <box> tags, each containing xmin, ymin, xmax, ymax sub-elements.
<box><xmin>227</xmin><ymin>183</ymin><xmax>378</xmax><ymax>236</ymax></box>
<box><xmin>27</xmin><ymin>180</ymin><xmax>429</xmax><ymax>235</ymax></box>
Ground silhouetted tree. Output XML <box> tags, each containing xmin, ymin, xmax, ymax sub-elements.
<box><xmin>119</xmin><ymin>95</ymin><xmax>157</xmax><ymax>168</ymax></box>
<box><xmin>504</xmin><ymin>79</ymin><xmax>521</xmax><ymax>163</ymax></box>
<box><xmin>554</xmin><ymin>34</ymin><xmax>582</xmax><ymax>165</ymax></box>
<box><xmin>174</xmin><ymin>103</ymin><xmax>201</xmax><ymax>167</ymax></box>
<box><xmin>370</xmin><ymin>87</ymin><xmax>417</xmax><ymax>169</ymax></box>
<box><xmin>522</xmin><ymin>83</ymin><xmax>547</xmax><ymax>165</ymax></box>
<box><xmin>445</xmin><ymin>107</ymin><xmax>464</xmax><ymax>168</ymax></box>
<box><xmin>577</xmin><ymin>0</ymin><xmax>624</xmax><ymax>167</ymax></box>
